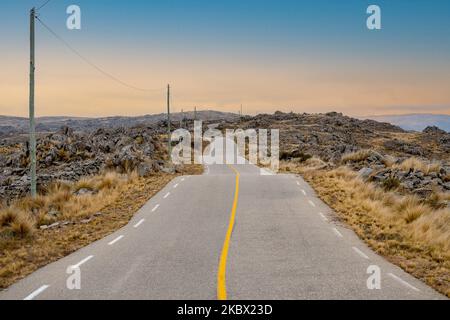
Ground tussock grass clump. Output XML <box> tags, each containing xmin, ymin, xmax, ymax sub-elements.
<box><xmin>95</xmin><ymin>172</ymin><xmax>124</xmax><ymax>190</ymax></box>
<box><xmin>0</xmin><ymin>209</ymin><xmax>34</xmax><ymax>239</ymax></box>
<box><xmin>10</xmin><ymin>217</ymin><xmax>34</xmax><ymax>238</ymax></box>
<box><xmin>16</xmin><ymin>196</ymin><xmax>48</xmax><ymax>213</ymax></box>
<box><xmin>0</xmin><ymin>209</ymin><xmax>19</xmax><ymax>227</ymax></box>
<box><xmin>284</xmin><ymin>156</ymin><xmax>327</xmax><ymax>172</ymax></box>
<box><xmin>73</xmin><ymin>178</ymin><xmax>96</xmax><ymax>192</ymax></box>
<box><xmin>381</xmin><ymin>177</ymin><xmax>400</xmax><ymax>191</ymax></box>
<box><xmin>0</xmin><ymin>171</ymin><xmax>132</xmax><ymax>240</ymax></box>
<box><xmin>341</xmin><ymin>149</ymin><xmax>374</xmax><ymax>163</ymax></box>
<box><xmin>425</xmin><ymin>192</ymin><xmax>450</xmax><ymax>210</ymax></box>
<box><xmin>394</xmin><ymin>157</ymin><xmax>441</xmax><ymax>174</ymax></box>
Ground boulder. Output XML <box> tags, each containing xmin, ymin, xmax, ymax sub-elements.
<box><xmin>358</xmin><ymin>167</ymin><xmax>373</xmax><ymax>180</ymax></box>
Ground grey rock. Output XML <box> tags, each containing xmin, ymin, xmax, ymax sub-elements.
<box><xmin>48</xmin><ymin>222</ymin><xmax>60</xmax><ymax>229</ymax></box>
<box><xmin>75</xmin><ymin>188</ymin><xmax>95</xmax><ymax>196</ymax></box>
<box><xmin>358</xmin><ymin>167</ymin><xmax>373</xmax><ymax>180</ymax></box>
<box><xmin>162</xmin><ymin>167</ymin><xmax>176</xmax><ymax>174</ymax></box>
<box><xmin>137</xmin><ymin>162</ymin><xmax>154</xmax><ymax>177</ymax></box>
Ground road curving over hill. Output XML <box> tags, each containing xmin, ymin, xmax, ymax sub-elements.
<box><xmin>0</xmin><ymin>140</ymin><xmax>446</xmax><ymax>300</ymax></box>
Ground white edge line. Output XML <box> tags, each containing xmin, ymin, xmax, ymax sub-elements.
<box><xmin>174</xmin><ymin>184</ymin><xmax>179</xmax><ymax>189</ymax></box>
<box><xmin>388</xmin><ymin>273</ymin><xmax>420</xmax><ymax>292</ymax></box>
<box><xmin>301</xmin><ymin>190</ymin><xmax>307</xmax><ymax>196</ymax></box>
<box><xmin>72</xmin><ymin>255</ymin><xmax>94</xmax><ymax>269</ymax></box>
<box><xmin>24</xmin><ymin>285</ymin><xmax>50</xmax><ymax>300</ymax></box>
<box><xmin>108</xmin><ymin>236</ymin><xmax>124</xmax><ymax>246</ymax></box>
<box><xmin>181</xmin><ymin>178</ymin><xmax>185</xmax><ymax>182</ymax></box>
<box><xmin>332</xmin><ymin>227</ymin><xmax>343</xmax><ymax>238</ymax></box>
<box><xmin>163</xmin><ymin>192</ymin><xmax>170</xmax><ymax>199</ymax></box>
<box><xmin>134</xmin><ymin>219</ymin><xmax>145</xmax><ymax>228</ymax></box>
<box><xmin>152</xmin><ymin>204</ymin><xmax>160</xmax><ymax>212</ymax></box>
<box><xmin>352</xmin><ymin>247</ymin><xmax>370</xmax><ymax>260</ymax></box>
<box><xmin>296</xmin><ymin>181</ymin><xmax>301</xmax><ymax>186</ymax></box>
<box><xmin>308</xmin><ymin>200</ymin><xmax>316</xmax><ymax>208</ymax></box>
<box><xmin>319</xmin><ymin>212</ymin><xmax>329</xmax><ymax>221</ymax></box>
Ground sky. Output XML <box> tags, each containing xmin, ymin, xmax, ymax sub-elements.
<box><xmin>1</xmin><ymin>0</ymin><xmax>450</xmax><ymax>117</ymax></box>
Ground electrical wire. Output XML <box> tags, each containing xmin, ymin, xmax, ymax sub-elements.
<box><xmin>35</xmin><ymin>16</ymin><xmax>164</xmax><ymax>93</ymax></box>
<box><xmin>36</xmin><ymin>0</ymin><xmax>52</xmax><ymax>12</ymax></box>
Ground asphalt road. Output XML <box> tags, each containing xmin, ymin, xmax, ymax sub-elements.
<box><xmin>0</xmin><ymin>140</ymin><xmax>446</xmax><ymax>300</ymax></box>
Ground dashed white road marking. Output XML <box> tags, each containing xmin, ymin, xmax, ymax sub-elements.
<box><xmin>296</xmin><ymin>181</ymin><xmax>301</xmax><ymax>186</ymax></box>
<box><xmin>134</xmin><ymin>219</ymin><xmax>145</xmax><ymax>228</ymax></box>
<box><xmin>332</xmin><ymin>227</ymin><xmax>343</xmax><ymax>238</ymax></box>
<box><xmin>352</xmin><ymin>247</ymin><xmax>370</xmax><ymax>260</ymax></box>
<box><xmin>308</xmin><ymin>200</ymin><xmax>316</xmax><ymax>208</ymax></box>
<box><xmin>181</xmin><ymin>178</ymin><xmax>185</xmax><ymax>182</ymax></box>
<box><xmin>318</xmin><ymin>212</ymin><xmax>328</xmax><ymax>222</ymax></box>
<box><xmin>301</xmin><ymin>189</ymin><xmax>307</xmax><ymax>196</ymax></box>
<box><xmin>152</xmin><ymin>204</ymin><xmax>160</xmax><ymax>212</ymax></box>
<box><xmin>163</xmin><ymin>192</ymin><xmax>171</xmax><ymax>199</ymax></box>
<box><xmin>73</xmin><ymin>255</ymin><xmax>94</xmax><ymax>268</ymax></box>
<box><xmin>388</xmin><ymin>273</ymin><xmax>420</xmax><ymax>292</ymax></box>
<box><xmin>24</xmin><ymin>285</ymin><xmax>50</xmax><ymax>300</ymax></box>
<box><xmin>108</xmin><ymin>236</ymin><xmax>124</xmax><ymax>246</ymax></box>
<box><xmin>174</xmin><ymin>183</ymin><xmax>179</xmax><ymax>189</ymax></box>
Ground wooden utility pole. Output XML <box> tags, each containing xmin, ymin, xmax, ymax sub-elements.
<box><xmin>194</xmin><ymin>107</ymin><xmax>197</xmax><ymax>121</ymax></box>
<box><xmin>167</xmin><ymin>84</ymin><xmax>172</xmax><ymax>160</ymax></box>
<box><xmin>180</xmin><ymin>108</ymin><xmax>184</xmax><ymax>128</ymax></box>
<box><xmin>29</xmin><ymin>7</ymin><xmax>37</xmax><ymax>198</ymax></box>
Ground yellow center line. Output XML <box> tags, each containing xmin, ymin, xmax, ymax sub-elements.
<box><xmin>217</xmin><ymin>164</ymin><xmax>240</xmax><ymax>300</ymax></box>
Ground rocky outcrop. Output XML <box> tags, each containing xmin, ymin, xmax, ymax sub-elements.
<box><xmin>223</xmin><ymin>111</ymin><xmax>449</xmax><ymax>199</ymax></box>
<box><xmin>0</xmin><ymin>125</ymin><xmax>167</xmax><ymax>201</ymax></box>
<box><xmin>368</xmin><ymin>167</ymin><xmax>450</xmax><ymax>196</ymax></box>
<box><xmin>383</xmin><ymin>139</ymin><xmax>424</xmax><ymax>156</ymax></box>
<box><xmin>423</xmin><ymin>126</ymin><xmax>447</xmax><ymax>135</ymax></box>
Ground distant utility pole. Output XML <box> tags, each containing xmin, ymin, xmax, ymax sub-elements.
<box><xmin>194</xmin><ymin>107</ymin><xmax>197</xmax><ymax>121</ymax></box>
<box><xmin>167</xmin><ymin>84</ymin><xmax>172</xmax><ymax>160</ymax></box>
<box><xmin>180</xmin><ymin>109</ymin><xmax>183</xmax><ymax>128</ymax></box>
<box><xmin>29</xmin><ymin>7</ymin><xmax>37</xmax><ymax>198</ymax></box>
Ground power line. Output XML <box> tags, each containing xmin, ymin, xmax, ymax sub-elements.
<box><xmin>35</xmin><ymin>16</ymin><xmax>164</xmax><ymax>93</ymax></box>
<box><xmin>36</xmin><ymin>0</ymin><xmax>52</xmax><ymax>12</ymax></box>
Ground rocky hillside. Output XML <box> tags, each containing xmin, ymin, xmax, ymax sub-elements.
<box><xmin>221</xmin><ymin>111</ymin><xmax>450</xmax><ymax>199</ymax></box>
<box><xmin>0</xmin><ymin>124</ymin><xmax>175</xmax><ymax>201</ymax></box>
<box><xmin>2</xmin><ymin>110</ymin><xmax>449</xmax><ymax>202</ymax></box>
<box><xmin>0</xmin><ymin>111</ymin><xmax>239</xmax><ymax>137</ymax></box>
<box><xmin>222</xmin><ymin>111</ymin><xmax>448</xmax><ymax>161</ymax></box>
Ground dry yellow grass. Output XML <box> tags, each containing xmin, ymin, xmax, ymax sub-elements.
<box><xmin>0</xmin><ymin>164</ymin><xmax>203</xmax><ymax>289</ymax></box>
<box><xmin>0</xmin><ymin>145</ymin><xmax>21</xmax><ymax>155</ymax></box>
<box><xmin>283</xmin><ymin>156</ymin><xmax>327</xmax><ymax>170</ymax></box>
<box><xmin>281</xmin><ymin>162</ymin><xmax>450</xmax><ymax>297</ymax></box>
<box><xmin>393</xmin><ymin>157</ymin><xmax>441</xmax><ymax>174</ymax></box>
<box><xmin>341</xmin><ymin>149</ymin><xmax>374</xmax><ymax>163</ymax></box>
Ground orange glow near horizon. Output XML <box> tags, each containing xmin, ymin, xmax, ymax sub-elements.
<box><xmin>1</xmin><ymin>51</ymin><xmax>450</xmax><ymax>118</ymax></box>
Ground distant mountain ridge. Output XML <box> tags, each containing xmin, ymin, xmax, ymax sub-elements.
<box><xmin>363</xmin><ymin>114</ymin><xmax>450</xmax><ymax>132</ymax></box>
<box><xmin>0</xmin><ymin>111</ymin><xmax>239</xmax><ymax>136</ymax></box>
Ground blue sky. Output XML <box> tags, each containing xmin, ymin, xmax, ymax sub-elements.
<box><xmin>1</xmin><ymin>0</ymin><xmax>450</xmax><ymax>117</ymax></box>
